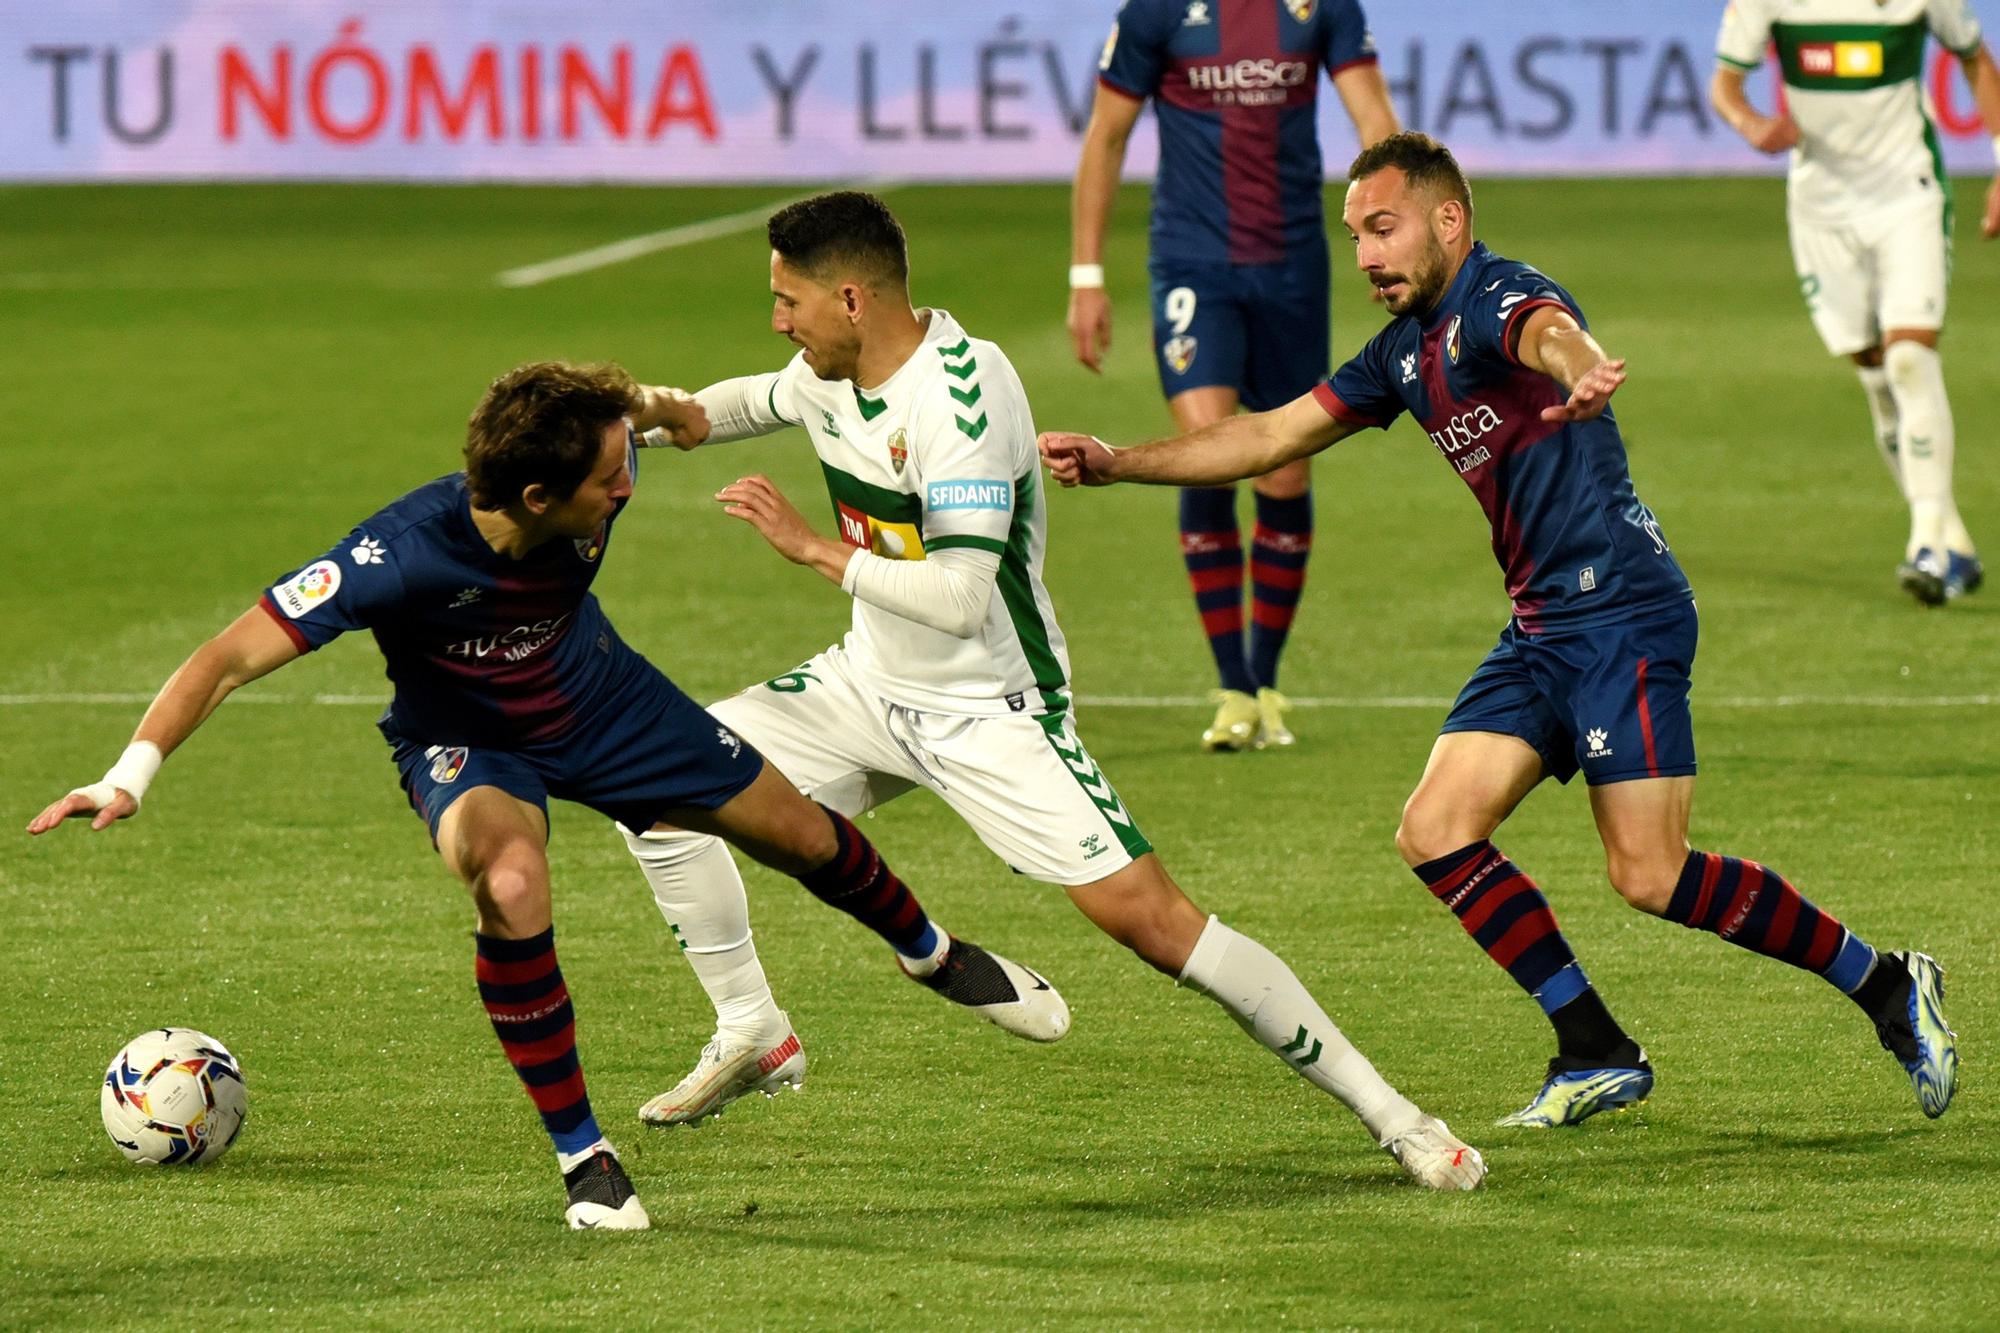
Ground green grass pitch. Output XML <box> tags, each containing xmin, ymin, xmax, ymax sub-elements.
<box><xmin>1</xmin><ymin>178</ymin><xmax>1996</xmax><ymax>1328</ymax></box>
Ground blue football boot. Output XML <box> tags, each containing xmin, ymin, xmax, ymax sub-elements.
<box><xmin>1943</xmin><ymin>551</ymin><xmax>1984</xmax><ymax>601</ymax></box>
<box><xmin>1497</xmin><ymin>1042</ymin><xmax>1654</xmax><ymax>1128</ymax></box>
<box><xmin>1871</xmin><ymin>951</ymin><xmax>1958</xmax><ymax>1119</ymax></box>
<box><xmin>1897</xmin><ymin>547</ymin><xmax>1947</xmax><ymax>607</ymax></box>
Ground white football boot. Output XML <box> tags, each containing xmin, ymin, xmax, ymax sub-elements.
<box><xmin>1380</xmin><ymin>1116</ymin><xmax>1486</xmax><ymax>1191</ymax></box>
<box><xmin>639</xmin><ymin>1022</ymin><xmax>806</xmax><ymax>1127</ymax></box>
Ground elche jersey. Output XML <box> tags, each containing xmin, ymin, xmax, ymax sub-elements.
<box><xmin>764</xmin><ymin>309</ymin><xmax>1072</xmax><ymax>718</ymax></box>
<box><xmin>1098</xmin><ymin>0</ymin><xmax>1378</xmax><ymax>265</ymax></box>
<box><xmin>1316</xmin><ymin>243</ymin><xmax>1691</xmax><ymax>631</ymax></box>
<box><xmin>1718</xmin><ymin>0</ymin><xmax>1982</xmax><ymax>224</ymax></box>
<box><xmin>259</xmin><ymin>435</ymin><xmax>641</xmax><ymax>747</ymax></box>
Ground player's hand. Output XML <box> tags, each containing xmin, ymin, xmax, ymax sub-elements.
<box><xmin>634</xmin><ymin>386</ymin><xmax>709</xmax><ymax>449</ymax></box>
<box><xmin>715</xmin><ymin>474</ymin><xmax>825</xmax><ymax>564</ymax></box>
<box><xmin>26</xmin><ymin>786</ymin><xmax>138</xmax><ymax>835</ymax></box>
<box><xmin>1982</xmin><ymin>173</ymin><xmax>2000</xmax><ymax>241</ymax></box>
<box><xmin>1068</xmin><ymin>286</ymin><xmax>1113</xmax><ymax>373</ymax></box>
<box><xmin>1037</xmin><ymin>432</ymin><xmax>1120</xmax><ymax>487</ymax></box>
<box><xmin>1746</xmin><ymin>113</ymin><xmax>1800</xmax><ymax>154</ymax></box>
<box><xmin>1542</xmin><ymin>359</ymin><xmax>1627</xmax><ymax>423</ymax></box>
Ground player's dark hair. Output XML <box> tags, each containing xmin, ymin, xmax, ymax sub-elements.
<box><xmin>463</xmin><ymin>361</ymin><xmax>638</xmax><ymax>510</ymax></box>
<box><xmin>1348</xmin><ymin>131</ymin><xmax>1474</xmax><ymax>224</ymax></box>
<box><xmin>767</xmin><ymin>190</ymin><xmax>910</xmax><ymax>290</ymax></box>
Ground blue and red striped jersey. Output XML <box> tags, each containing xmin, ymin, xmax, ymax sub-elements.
<box><xmin>1315</xmin><ymin>243</ymin><xmax>1692</xmax><ymax>630</ymax></box>
<box><xmin>258</xmin><ymin>435</ymin><xmax>638</xmax><ymax>746</ymax></box>
<box><xmin>1097</xmin><ymin>0</ymin><xmax>1377</xmax><ymax>265</ymax></box>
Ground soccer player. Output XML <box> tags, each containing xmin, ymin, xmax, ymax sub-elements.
<box><xmin>1711</xmin><ymin>0</ymin><xmax>2000</xmax><ymax>605</ymax></box>
<box><xmin>27</xmin><ymin>361</ymin><xmax>1062</xmax><ymax>1228</ymax></box>
<box><xmin>1040</xmin><ymin>133</ymin><xmax>1959</xmax><ymax>1127</ymax></box>
<box><xmin>622</xmin><ymin>191</ymin><xmax>1484</xmax><ymax>1190</ymax></box>
<box><xmin>1068</xmin><ymin>0</ymin><xmax>1397</xmax><ymax>750</ymax></box>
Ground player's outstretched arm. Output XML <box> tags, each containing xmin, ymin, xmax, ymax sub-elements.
<box><xmin>629</xmin><ymin>385</ymin><xmax>710</xmax><ymax>448</ymax></box>
<box><xmin>26</xmin><ymin>608</ymin><xmax>302</xmax><ymax>835</ymax></box>
<box><xmin>1067</xmin><ymin>85</ymin><xmax>1143</xmax><ymax>374</ymax></box>
<box><xmin>1708</xmin><ymin>65</ymin><xmax>1799</xmax><ymax>154</ymax></box>
<box><xmin>1516</xmin><ymin>306</ymin><xmax>1627</xmax><ymax>423</ymax></box>
<box><xmin>1039</xmin><ymin>391</ymin><xmax>1355</xmax><ymax>488</ymax></box>
<box><xmin>1957</xmin><ymin>44</ymin><xmax>2000</xmax><ymax>239</ymax></box>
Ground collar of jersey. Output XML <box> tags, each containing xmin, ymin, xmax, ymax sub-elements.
<box><xmin>847</xmin><ymin>306</ymin><xmax>963</xmax><ymax>401</ymax></box>
<box><xmin>1419</xmin><ymin>241</ymin><xmax>1492</xmax><ymax>333</ymax></box>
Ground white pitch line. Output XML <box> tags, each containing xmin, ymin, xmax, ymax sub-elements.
<box><xmin>3</xmin><ymin>693</ymin><xmax>1993</xmax><ymax>709</ymax></box>
<box><xmin>495</xmin><ymin>184</ymin><xmax>898</xmax><ymax>289</ymax></box>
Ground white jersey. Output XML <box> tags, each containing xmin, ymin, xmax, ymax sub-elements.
<box><xmin>759</xmin><ymin>309</ymin><xmax>1072</xmax><ymax>718</ymax></box>
<box><xmin>1717</xmin><ymin>0</ymin><xmax>1982</xmax><ymax>224</ymax></box>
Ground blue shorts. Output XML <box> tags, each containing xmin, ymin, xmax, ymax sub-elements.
<box><xmin>1149</xmin><ymin>246</ymin><xmax>1330</xmax><ymax>411</ymax></box>
<box><xmin>385</xmin><ymin>657</ymin><xmax>763</xmax><ymax>841</ymax></box>
<box><xmin>1441</xmin><ymin>602</ymin><xmax>1699</xmax><ymax>786</ymax></box>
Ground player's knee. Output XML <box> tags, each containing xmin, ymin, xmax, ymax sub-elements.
<box><xmin>1395</xmin><ymin>795</ymin><xmax>1464</xmax><ymax>868</ymax></box>
<box><xmin>469</xmin><ymin>850</ymin><xmax>550</xmax><ymax>932</ymax></box>
<box><xmin>1604</xmin><ymin>853</ymin><xmax>1676</xmax><ymax>915</ymax></box>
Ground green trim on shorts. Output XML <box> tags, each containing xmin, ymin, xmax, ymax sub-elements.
<box><xmin>1036</xmin><ymin>713</ymin><xmax>1152</xmax><ymax>859</ymax></box>
<box><xmin>997</xmin><ymin>466</ymin><xmax>1072</xmax><ymax>714</ymax></box>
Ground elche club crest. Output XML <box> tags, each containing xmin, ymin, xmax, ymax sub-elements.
<box><xmin>888</xmin><ymin>428</ymin><xmax>909</xmax><ymax>475</ymax></box>
<box><xmin>1164</xmin><ymin>334</ymin><xmax>1198</xmax><ymax>375</ymax></box>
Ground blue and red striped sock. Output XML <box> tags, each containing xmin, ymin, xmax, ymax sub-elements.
<box><xmin>1666</xmin><ymin>850</ymin><xmax>1878</xmax><ymax>993</ymax></box>
<box><xmin>798</xmin><ymin>805</ymin><xmax>940</xmax><ymax>961</ymax></box>
<box><xmin>1179</xmin><ymin>487</ymin><xmax>1255</xmax><ymax>695</ymax></box>
<box><xmin>1249</xmin><ymin>491</ymin><xmax>1312</xmax><ymax>690</ymax></box>
<box><xmin>1416</xmin><ymin>841</ymin><xmax>1627</xmax><ymax>1056</ymax></box>
<box><xmin>475</xmin><ymin>927</ymin><xmax>602</xmax><ymax>1156</ymax></box>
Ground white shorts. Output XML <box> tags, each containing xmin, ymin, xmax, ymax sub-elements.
<box><xmin>711</xmin><ymin>645</ymin><xmax>1152</xmax><ymax>887</ymax></box>
<box><xmin>1789</xmin><ymin>193</ymin><xmax>1949</xmax><ymax>356</ymax></box>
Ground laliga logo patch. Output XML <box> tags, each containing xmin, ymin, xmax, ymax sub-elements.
<box><xmin>426</xmin><ymin>746</ymin><xmax>469</xmax><ymax>784</ymax></box>
<box><xmin>276</xmin><ymin>560</ymin><xmax>341</xmax><ymax>619</ymax></box>
<box><xmin>1164</xmin><ymin>335</ymin><xmax>1197</xmax><ymax>374</ymax></box>
<box><xmin>573</xmin><ymin>524</ymin><xmax>605</xmax><ymax>563</ymax></box>
<box><xmin>888</xmin><ymin>427</ymin><xmax>909</xmax><ymax>475</ymax></box>
<box><xmin>1446</xmin><ymin>315</ymin><xmax>1463</xmax><ymax>364</ymax></box>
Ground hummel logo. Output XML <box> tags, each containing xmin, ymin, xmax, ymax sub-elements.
<box><xmin>1586</xmin><ymin>727</ymin><xmax>1613</xmax><ymax>759</ymax></box>
<box><xmin>450</xmin><ymin>586</ymin><xmax>481</xmax><ymax>609</ymax></box>
<box><xmin>1400</xmin><ymin>351</ymin><xmax>1418</xmax><ymax>383</ymax></box>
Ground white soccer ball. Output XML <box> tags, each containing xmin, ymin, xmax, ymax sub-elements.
<box><xmin>100</xmin><ymin>1027</ymin><xmax>247</xmax><ymax>1165</ymax></box>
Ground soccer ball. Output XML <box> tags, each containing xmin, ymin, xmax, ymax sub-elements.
<box><xmin>100</xmin><ymin>1027</ymin><xmax>247</xmax><ymax>1165</ymax></box>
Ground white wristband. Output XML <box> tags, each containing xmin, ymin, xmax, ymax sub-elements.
<box><xmin>86</xmin><ymin>741</ymin><xmax>163</xmax><ymax>809</ymax></box>
<box><xmin>1068</xmin><ymin>263</ymin><xmax>1106</xmax><ymax>289</ymax></box>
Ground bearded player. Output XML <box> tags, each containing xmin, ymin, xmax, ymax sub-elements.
<box><xmin>1041</xmin><ymin>134</ymin><xmax>1958</xmax><ymax>1128</ymax></box>
<box><xmin>1712</xmin><ymin>0</ymin><xmax>2000</xmax><ymax>604</ymax></box>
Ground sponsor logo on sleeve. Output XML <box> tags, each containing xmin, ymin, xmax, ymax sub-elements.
<box><xmin>275</xmin><ymin>560</ymin><xmax>341</xmax><ymax>618</ymax></box>
<box><xmin>927</xmin><ymin>479</ymin><xmax>1011</xmax><ymax>512</ymax></box>
<box><xmin>1400</xmin><ymin>351</ymin><xmax>1418</xmax><ymax>383</ymax></box>
<box><xmin>350</xmin><ymin>536</ymin><xmax>384</xmax><ymax>565</ymax></box>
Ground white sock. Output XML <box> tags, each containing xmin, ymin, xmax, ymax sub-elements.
<box><xmin>556</xmin><ymin>1136</ymin><xmax>612</xmax><ymax>1173</ymax></box>
<box><xmin>622</xmin><ymin>826</ymin><xmax>788</xmax><ymax>1044</ymax></box>
<box><xmin>1884</xmin><ymin>341</ymin><xmax>1961</xmax><ymax>557</ymax></box>
<box><xmin>1177</xmin><ymin>916</ymin><xmax>1424</xmax><ymax>1143</ymax></box>
<box><xmin>1855</xmin><ymin>365</ymin><xmax>1905</xmax><ymax>497</ymax></box>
